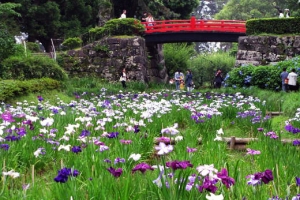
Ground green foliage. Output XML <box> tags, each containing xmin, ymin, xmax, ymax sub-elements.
<box><xmin>88</xmin><ymin>18</ymin><xmax>145</xmax><ymax>42</ymax></box>
<box><xmin>188</xmin><ymin>52</ymin><xmax>236</xmax><ymax>87</ymax></box>
<box><xmin>112</xmin><ymin>0</ymin><xmax>198</xmax><ymax>20</ymax></box>
<box><xmin>93</xmin><ymin>44</ymin><xmax>109</xmax><ymax>52</ymax></box>
<box><xmin>0</xmin><ymin>25</ymin><xmax>21</xmax><ymax>61</ymax></box>
<box><xmin>61</xmin><ymin>37</ymin><xmax>83</xmax><ymax>50</ymax></box>
<box><xmin>0</xmin><ymin>78</ymin><xmax>61</xmax><ymax>101</ymax></box>
<box><xmin>0</xmin><ymin>2</ymin><xmax>21</xmax><ymax>17</ymax></box>
<box><xmin>26</xmin><ymin>42</ymin><xmax>41</xmax><ymax>53</ymax></box>
<box><xmin>225</xmin><ymin>56</ymin><xmax>300</xmax><ymax>90</ymax></box>
<box><xmin>0</xmin><ymin>56</ymin><xmax>68</xmax><ymax>81</ymax></box>
<box><xmin>215</xmin><ymin>0</ymin><xmax>298</xmax><ymax>20</ymax></box>
<box><xmin>163</xmin><ymin>43</ymin><xmax>195</xmax><ymax>76</ymax></box>
<box><xmin>246</xmin><ymin>18</ymin><xmax>300</xmax><ymax>35</ymax></box>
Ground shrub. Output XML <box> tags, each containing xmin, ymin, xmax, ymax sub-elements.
<box><xmin>61</xmin><ymin>37</ymin><xmax>82</xmax><ymax>50</ymax></box>
<box><xmin>246</xmin><ymin>17</ymin><xmax>300</xmax><ymax>35</ymax></box>
<box><xmin>0</xmin><ymin>78</ymin><xmax>61</xmax><ymax>101</ymax></box>
<box><xmin>224</xmin><ymin>65</ymin><xmax>255</xmax><ymax>88</ymax></box>
<box><xmin>0</xmin><ymin>56</ymin><xmax>68</xmax><ymax>81</ymax></box>
<box><xmin>88</xmin><ymin>18</ymin><xmax>145</xmax><ymax>42</ymax></box>
<box><xmin>188</xmin><ymin>52</ymin><xmax>236</xmax><ymax>87</ymax></box>
<box><xmin>225</xmin><ymin>56</ymin><xmax>300</xmax><ymax>90</ymax></box>
<box><xmin>26</xmin><ymin>42</ymin><xmax>41</xmax><ymax>52</ymax></box>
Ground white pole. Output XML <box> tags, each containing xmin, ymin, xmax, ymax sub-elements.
<box><xmin>23</xmin><ymin>40</ymin><xmax>27</xmax><ymax>57</ymax></box>
<box><xmin>51</xmin><ymin>38</ymin><xmax>56</xmax><ymax>61</ymax></box>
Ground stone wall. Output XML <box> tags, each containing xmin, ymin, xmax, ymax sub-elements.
<box><xmin>62</xmin><ymin>36</ymin><xmax>168</xmax><ymax>83</ymax></box>
<box><xmin>235</xmin><ymin>36</ymin><xmax>300</xmax><ymax>67</ymax></box>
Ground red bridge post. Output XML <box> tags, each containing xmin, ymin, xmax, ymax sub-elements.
<box><xmin>191</xmin><ymin>15</ymin><xmax>196</xmax><ymax>29</ymax></box>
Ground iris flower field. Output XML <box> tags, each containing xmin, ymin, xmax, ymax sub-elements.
<box><xmin>0</xmin><ymin>89</ymin><xmax>300</xmax><ymax>200</ymax></box>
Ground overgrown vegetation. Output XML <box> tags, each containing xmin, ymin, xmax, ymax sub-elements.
<box><xmin>61</xmin><ymin>37</ymin><xmax>83</xmax><ymax>50</ymax></box>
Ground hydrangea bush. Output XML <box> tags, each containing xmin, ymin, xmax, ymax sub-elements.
<box><xmin>225</xmin><ymin>56</ymin><xmax>300</xmax><ymax>90</ymax></box>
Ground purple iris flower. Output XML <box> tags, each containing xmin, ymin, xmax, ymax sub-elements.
<box><xmin>107</xmin><ymin>167</ymin><xmax>123</xmax><ymax>178</ymax></box>
<box><xmin>71</xmin><ymin>146</ymin><xmax>82</xmax><ymax>154</ymax></box>
<box><xmin>187</xmin><ymin>147</ymin><xmax>197</xmax><ymax>153</ymax></box>
<box><xmin>156</xmin><ymin>137</ymin><xmax>171</xmax><ymax>144</ymax></box>
<box><xmin>104</xmin><ymin>159</ymin><xmax>111</xmax><ymax>163</ymax></box>
<box><xmin>246</xmin><ymin>148</ymin><xmax>261</xmax><ymax>155</ymax></box>
<box><xmin>107</xmin><ymin>132</ymin><xmax>119</xmax><ymax>138</ymax></box>
<box><xmin>132</xmin><ymin>163</ymin><xmax>154</xmax><ymax>174</ymax></box>
<box><xmin>37</xmin><ymin>96</ymin><xmax>44</xmax><ymax>102</ymax></box>
<box><xmin>166</xmin><ymin>160</ymin><xmax>193</xmax><ymax>171</ymax></box>
<box><xmin>121</xmin><ymin>139</ymin><xmax>132</xmax><ymax>144</ymax></box>
<box><xmin>16</xmin><ymin>127</ymin><xmax>27</xmax><ymax>137</ymax></box>
<box><xmin>217</xmin><ymin>168</ymin><xmax>235</xmax><ymax>188</ymax></box>
<box><xmin>257</xmin><ymin>127</ymin><xmax>264</xmax><ymax>132</ymax></box>
<box><xmin>51</xmin><ymin>108</ymin><xmax>59</xmax><ymax>114</ymax></box>
<box><xmin>134</xmin><ymin>125</ymin><xmax>140</xmax><ymax>133</ymax></box>
<box><xmin>285</xmin><ymin>124</ymin><xmax>300</xmax><ymax>134</ymax></box>
<box><xmin>114</xmin><ymin>157</ymin><xmax>125</xmax><ymax>164</ymax></box>
<box><xmin>80</xmin><ymin>129</ymin><xmax>91</xmax><ymax>137</ymax></box>
<box><xmin>0</xmin><ymin>144</ymin><xmax>10</xmax><ymax>151</ymax></box>
<box><xmin>198</xmin><ymin>176</ymin><xmax>218</xmax><ymax>193</ymax></box>
<box><xmin>1</xmin><ymin>111</ymin><xmax>15</xmax><ymax>122</ymax></box>
<box><xmin>293</xmin><ymin>140</ymin><xmax>300</xmax><ymax>146</ymax></box>
<box><xmin>5</xmin><ymin>135</ymin><xmax>21</xmax><ymax>141</ymax></box>
<box><xmin>295</xmin><ymin>177</ymin><xmax>300</xmax><ymax>186</ymax></box>
<box><xmin>54</xmin><ymin>168</ymin><xmax>79</xmax><ymax>183</ymax></box>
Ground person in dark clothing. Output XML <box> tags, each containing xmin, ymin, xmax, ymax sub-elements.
<box><xmin>214</xmin><ymin>69</ymin><xmax>223</xmax><ymax>88</ymax></box>
<box><xmin>141</xmin><ymin>12</ymin><xmax>147</xmax><ymax>23</ymax></box>
<box><xmin>120</xmin><ymin>68</ymin><xmax>127</xmax><ymax>88</ymax></box>
<box><xmin>185</xmin><ymin>70</ymin><xmax>193</xmax><ymax>92</ymax></box>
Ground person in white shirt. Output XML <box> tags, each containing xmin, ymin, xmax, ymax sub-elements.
<box><xmin>287</xmin><ymin>69</ymin><xmax>298</xmax><ymax>92</ymax></box>
<box><xmin>120</xmin><ymin>10</ymin><xmax>126</xmax><ymax>19</ymax></box>
<box><xmin>146</xmin><ymin>13</ymin><xmax>154</xmax><ymax>26</ymax></box>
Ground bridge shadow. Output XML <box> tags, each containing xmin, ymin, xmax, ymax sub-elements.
<box><xmin>143</xmin><ymin>31</ymin><xmax>246</xmax><ymax>44</ymax></box>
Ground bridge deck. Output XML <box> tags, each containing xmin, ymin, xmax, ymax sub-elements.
<box><xmin>142</xmin><ymin>19</ymin><xmax>246</xmax><ymax>34</ymax></box>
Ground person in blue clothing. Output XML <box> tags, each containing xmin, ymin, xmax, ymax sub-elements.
<box><xmin>280</xmin><ymin>68</ymin><xmax>289</xmax><ymax>92</ymax></box>
<box><xmin>185</xmin><ymin>70</ymin><xmax>193</xmax><ymax>92</ymax></box>
<box><xmin>174</xmin><ymin>69</ymin><xmax>181</xmax><ymax>90</ymax></box>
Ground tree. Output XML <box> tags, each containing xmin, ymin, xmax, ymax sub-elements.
<box><xmin>0</xmin><ymin>2</ymin><xmax>21</xmax><ymax>34</ymax></box>
<box><xmin>112</xmin><ymin>0</ymin><xmax>199</xmax><ymax>20</ymax></box>
<box><xmin>215</xmin><ymin>0</ymin><xmax>300</xmax><ymax>20</ymax></box>
<box><xmin>1</xmin><ymin>0</ymin><xmax>103</xmax><ymax>52</ymax></box>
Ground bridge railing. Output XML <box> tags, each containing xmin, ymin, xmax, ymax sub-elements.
<box><xmin>141</xmin><ymin>17</ymin><xmax>246</xmax><ymax>34</ymax></box>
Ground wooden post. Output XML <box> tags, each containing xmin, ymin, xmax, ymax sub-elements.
<box><xmin>229</xmin><ymin>136</ymin><xmax>236</xmax><ymax>150</ymax></box>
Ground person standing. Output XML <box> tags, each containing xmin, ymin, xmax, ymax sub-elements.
<box><xmin>174</xmin><ymin>69</ymin><xmax>181</xmax><ymax>90</ymax></box>
<box><xmin>185</xmin><ymin>70</ymin><xmax>193</xmax><ymax>92</ymax></box>
<box><xmin>146</xmin><ymin>13</ymin><xmax>154</xmax><ymax>26</ymax></box>
<box><xmin>120</xmin><ymin>68</ymin><xmax>127</xmax><ymax>88</ymax></box>
<box><xmin>287</xmin><ymin>69</ymin><xmax>298</xmax><ymax>92</ymax></box>
<box><xmin>280</xmin><ymin>68</ymin><xmax>289</xmax><ymax>92</ymax></box>
<box><xmin>141</xmin><ymin>12</ymin><xmax>147</xmax><ymax>23</ymax></box>
<box><xmin>119</xmin><ymin>10</ymin><xmax>126</xmax><ymax>19</ymax></box>
<box><xmin>214</xmin><ymin>69</ymin><xmax>223</xmax><ymax>89</ymax></box>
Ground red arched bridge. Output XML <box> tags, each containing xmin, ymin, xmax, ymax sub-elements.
<box><xmin>141</xmin><ymin>16</ymin><xmax>246</xmax><ymax>43</ymax></box>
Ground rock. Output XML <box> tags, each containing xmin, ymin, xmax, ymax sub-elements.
<box><xmin>235</xmin><ymin>36</ymin><xmax>300</xmax><ymax>67</ymax></box>
<box><xmin>61</xmin><ymin>36</ymin><xmax>167</xmax><ymax>83</ymax></box>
